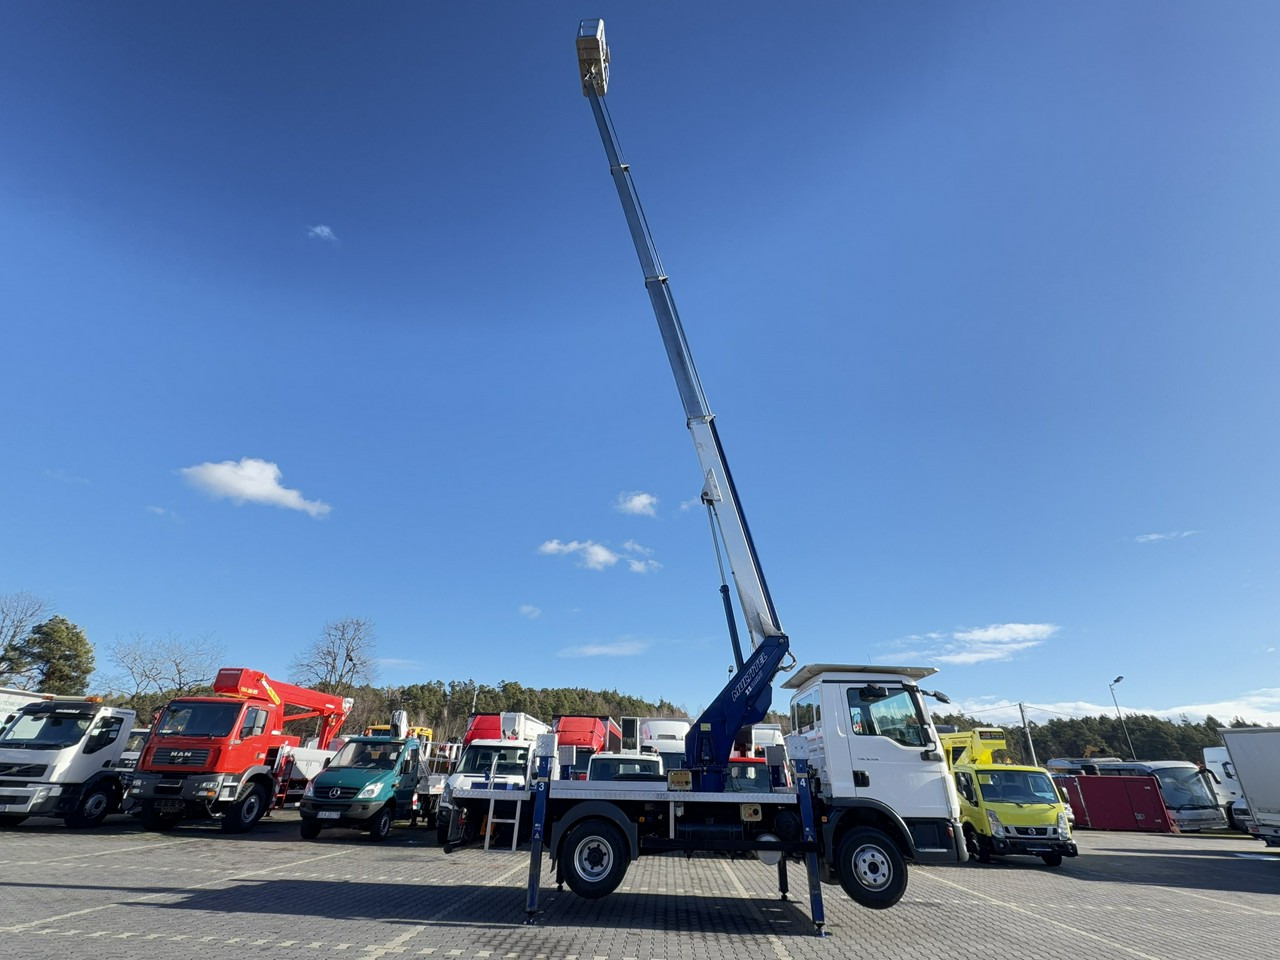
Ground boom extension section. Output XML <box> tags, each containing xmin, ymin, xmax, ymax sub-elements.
<box><xmin>577</xmin><ymin>19</ymin><xmax>794</xmax><ymax>789</ymax></box>
<box><xmin>213</xmin><ymin>667</ymin><xmax>352</xmax><ymax>750</ymax></box>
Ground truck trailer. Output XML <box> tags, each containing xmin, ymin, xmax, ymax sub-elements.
<box><xmin>1219</xmin><ymin>728</ymin><xmax>1280</xmax><ymax>847</ymax></box>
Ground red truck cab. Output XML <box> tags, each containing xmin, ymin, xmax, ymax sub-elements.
<box><xmin>129</xmin><ymin>668</ymin><xmax>350</xmax><ymax>832</ymax></box>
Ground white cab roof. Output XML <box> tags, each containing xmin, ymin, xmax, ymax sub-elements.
<box><xmin>781</xmin><ymin>663</ymin><xmax>938</xmax><ymax>690</ymax></box>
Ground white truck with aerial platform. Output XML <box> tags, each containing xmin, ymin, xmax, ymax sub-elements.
<box><xmin>447</xmin><ymin>20</ymin><xmax>965</xmax><ymax>934</ymax></box>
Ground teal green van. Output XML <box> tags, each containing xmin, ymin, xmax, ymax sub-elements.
<box><xmin>299</xmin><ymin>736</ymin><xmax>423</xmax><ymax>840</ymax></box>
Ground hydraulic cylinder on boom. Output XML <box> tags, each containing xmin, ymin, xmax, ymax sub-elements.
<box><xmin>576</xmin><ymin>19</ymin><xmax>795</xmax><ymax>791</ymax></box>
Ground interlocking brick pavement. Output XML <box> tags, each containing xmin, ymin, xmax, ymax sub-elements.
<box><xmin>1</xmin><ymin>812</ymin><xmax>1275</xmax><ymax>960</ymax></box>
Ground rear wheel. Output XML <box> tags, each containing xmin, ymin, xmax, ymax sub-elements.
<box><xmin>835</xmin><ymin>827</ymin><xmax>907</xmax><ymax>909</ymax></box>
<box><xmin>221</xmin><ymin>783</ymin><xmax>268</xmax><ymax>833</ymax></box>
<box><xmin>1040</xmin><ymin>852</ymin><xmax>1064</xmax><ymax>867</ymax></box>
<box><xmin>300</xmin><ymin>819</ymin><xmax>322</xmax><ymax>840</ymax></box>
<box><xmin>368</xmin><ymin>805</ymin><xmax>393</xmax><ymax>841</ymax></box>
<box><xmin>67</xmin><ymin>784</ymin><xmax>115</xmax><ymax>829</ymax></box>
<box><xmin>562</xmin><ymin>820</ymin><xmax>627</xmax><ymax>899</ymax></box>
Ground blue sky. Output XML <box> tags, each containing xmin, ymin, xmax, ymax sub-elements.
<box><xmin>3</xmin><ymin>4</ymin><xmax>1278</xmax><ymax>729</ymax></box>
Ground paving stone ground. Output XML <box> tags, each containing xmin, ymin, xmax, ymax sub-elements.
<box><xmin>1</xmin><ymin>812</ymin><xmax>1276</xmax><ymax>960</ymax></box>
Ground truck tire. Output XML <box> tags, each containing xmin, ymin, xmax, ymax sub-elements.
<box><xmin>140</xmin><ymin>803</ymin><xmax>180</xmax><ymax>832</ymax></box>
<box><xmin>964</xmin><ymin>825</ymin><xmax>992</xmax><ymax>864</ymax></box>
<box><xmin>835</xmin><ymin>827</ymin><xmax>907</xmax><ymax>909</ymax></box>
<box><xmin>67</xmin><ymin>784</ymin><xmax>115</xmax><ymax>829</ymax></box>
<box><xmin>436</xmin><ymin>811</ymin><xmax>451</xmax><ymax>845</ymax></box>
<box><xmin>300</xmin><ymin>819</ymin><xmax>322</xmax><ymax>840</ymax></box>
<box><xmin>0</xmin><ymin>815</ymin><xmax>28</xmax><ymax>828</ymax></box>
<box><xmin>1040</xmin><ymin>852</ymin><xmax>1063</xmax><ymax>867</ymax></box>
<box><xmin>368</xmin><ymin>805</ymin><xmax>393</xmax><ymax>841</ymax></box>
<box><xmin>562</xmin><ymin>819</ymin><xmax>627</xmax><ymax>899</ymax></box>
<box><xmin>221</xmin><ymin>783</ymin><xmax>268</xmax><ymax>833</ymax></box>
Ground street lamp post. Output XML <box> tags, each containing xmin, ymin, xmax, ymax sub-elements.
<box><xmin>1109</xmin><ymin>675</ymin><xmax>1137</xmax><ymax>761</ymax></box>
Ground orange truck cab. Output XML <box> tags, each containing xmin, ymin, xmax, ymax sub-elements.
<box><xmin>128</xmin><ymin>667</ymin><xmax>351</xmax><ymax>833</ymax></box>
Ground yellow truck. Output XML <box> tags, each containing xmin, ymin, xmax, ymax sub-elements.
<box><xmin>941</xmin><ymin>727</ymin><xmax>1077</xmax><ymax>867</ymax></box>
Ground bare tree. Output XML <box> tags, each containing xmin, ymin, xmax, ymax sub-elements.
<box><xmin>289</xmin><ymin>618</ymin><xmax>378</xmax><ymax>693</ymax></box>
<box><xmin>106</xmin><ymin>632</ymin><xmax>225</xmax><ymax>703</ymax></box>
<box><xmin>0</xmin><ymin>591</ymin><xmax>49</xmax><ymax>687</ymax></box>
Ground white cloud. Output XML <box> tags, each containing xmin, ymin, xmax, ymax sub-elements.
<box><xmin>895</xmin><ymin>622</ymin><xmax>1058</xmax><ymax>666</ymax></box>
<box><xmin>146</xmin><ymin>505</ymin><xmax>180</xmax><ymax>522</ymax></box>
<box><xmin>957</xmin><ymin>689</ymin><xmax>1280</xmax><ymax>728</ymax></box>
<box><xmin>1135</xmin><ymin>530</ymin><xmax>1201</xmax><ymax>543</ymax></box>
<box><xmin>519</xmin><ymin>604</ymin><xmax>542</xmax><ymax>619</ymax></box>
<box><xmin>539</xmin><ymin>538</ymin><xmax>660</xmax><ymax>573</ymax></box>
<box><xmin>307</xmin><ymin>224</ymin><xmax>339</xmax><ymax>243</ymax></box>
<box><xmin>180</xmin><ymin>458</ymin><xmax>331</xmax><ymax>518</ymax></box>
<box><xmin>44</xmin><ymin>468</ymin><xmax>89</xmax><ymax>485</ymax></box>
<box><xmin>616</xmin><ymin>491</ymin><xmax>658</xmax><ymax>516</ymax></box>
<box><xmin>538</xmin><ymin>539</ymin><xmax>619</xmax><ymax>570</ymax></box>
<box><xmin>557</xmin><ymin>640</ymin><xmax>650</xmax><ymax>658</ymax></box>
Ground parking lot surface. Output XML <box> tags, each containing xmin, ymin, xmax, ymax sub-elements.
<box><xmin>1</xmin><ymin>813</ymin><xmax>1276</xmax><ymax>960</ymax></box>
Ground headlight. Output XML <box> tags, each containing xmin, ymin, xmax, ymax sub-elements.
<box><xmin>986</xmin><ymin>809</ymin><xmax>1005</xmax><ymax>838</ymax></box>
<box><xmin>34</xmin><ymin>787</ymin><xmax>51</xmax><ymax>802</ymax></box>
<box><xmin>357</xmin><ymin>782</ymin><xmax>382</xmax><ymax>799</ymax></box>
<box><xmin>1057</xmin><ymin>811</ymin><xmax>1071</xmax><ymax>836</ymax></box>
<box><xmin>197</xmin><ymin>780</ymin><xmax>219</xmax><ymax>790</ymax></box>
<box><xmin>303</xmin><ymin>780</ymin><xmax>315</xmax><ymax>798</ymax></box>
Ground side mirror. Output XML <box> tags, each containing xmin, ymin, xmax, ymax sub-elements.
<box><xmin>323</xmin><ymin>757</ymin><xmax>332</xmax><ymax>768</ymax></box>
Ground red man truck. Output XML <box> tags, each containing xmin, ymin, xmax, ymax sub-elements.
<box><xmin>129</xmin><ymin>667</ymin><xmax>352</xmax><ymax>832</ymax></box>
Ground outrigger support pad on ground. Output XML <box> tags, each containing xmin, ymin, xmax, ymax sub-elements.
<box><xmin>524</xmin><ymin>739</ymin><xmax>556</xmax><ymax>923</ymax></box>
<box><xmin>794</xmin><ymin>757</ymin><xmax>827</xmax><ymax>936</ymax></box>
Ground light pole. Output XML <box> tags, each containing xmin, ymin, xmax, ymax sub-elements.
<box><xmin>1109</xmin><ymin>675</ymin><xmax>1137</xmax><ymax>761</ymax></box>
<box><xmin>469</xmin><ymin>678</ymin><xmax>478</xmax><ymax>714</ymax></box>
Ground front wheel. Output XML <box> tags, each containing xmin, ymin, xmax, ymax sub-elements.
<box><xmin>368</xmin><ymin>805</ymin><xmax>393</xmax><ymax>841</ymax></box>
<box><xmin>300</xmin><ymin>819</ymin><xmax>322</xmax><ymax>840</ymax></box>
<box><xmin>221</xmin><ymin>784</ymin><xmax>268</xmax><ymax>833</ymax></box>
<box><xmin>1041</xmin><ymin>852</ymin><xmax>1064</xmax><ymax>867</ymax></box>
<box><xmin>965</xmin><ymin>825</ymin><xmax>993</xmax><ymax>864</ymax></box>
<box><xmin>835</xmin><ymin>827</ymin><xmax>907</xmax><ymax>909</ymax></box>
<box><xmin>0</xmin><ymin>814</ymin><xmax>28</xmax><ymax>828</ymax></box>
<box><xmin>562</xmin><ymin>820</ymin><xmax>628</xmax><ymax>899</ymax></box>
<box><xmin>67</xmin><ymin>785</ymin><xmax>115</xmax><ymax>829</ymax></box>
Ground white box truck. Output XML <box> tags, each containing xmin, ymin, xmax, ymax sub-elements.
<box><xmin>1219</xmin><ymin>728</ymin><xmax>1280</xmax><ymax>847</ymax></box>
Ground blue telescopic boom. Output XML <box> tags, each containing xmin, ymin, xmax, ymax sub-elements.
<box><xmin>576</xmin><ymin>20</ymin><xmax>794</xmax><ymax>790</ymax></box>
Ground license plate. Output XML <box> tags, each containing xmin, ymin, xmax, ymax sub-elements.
<box><xmin>317</xmin><ymin>811</ymin><xmax>341</xmax><ymax>819</ymax></box>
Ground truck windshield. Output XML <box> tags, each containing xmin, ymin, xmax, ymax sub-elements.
<box><xmin>330</xmin><ymin>740</ymin><xmax>401</xmax><ymax>769</ymax></box>
<box><xmin>846</xmin><ymin>687</ymin><xmax>929</xmax><ymax>747</ymax></box>
<box><xmin>156</xmin><ymin>701</ymin><xmax>241</xmax><ymax>738</ymax></box>
<box><xmin>0</xmin><ymin>710</ymin><xmax>95</xmax><ymax>749</ymax></box>
<box><xmin>1153</xmin><ymin>766</ymin><xmax>1218</xmax><ymax>810</ymax></box>
<box><xmin>979</xmin><ymin>770</ymin><xmax>1059</xmax><ymax>804</ymax></box>
<box><xmin>457</xmin><ymin>745</ymin><xmax>528</xmax><ymax>776</ymax></box>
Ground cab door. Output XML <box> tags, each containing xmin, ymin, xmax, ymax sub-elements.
<box><xmin>833</xmin><ymin>682</ymin><xmax>957</xmax><ymax>822</ymax></box>
<box><xmin>396</xmin><ymin>744</ymin><xmax>421</xmax><ymax>817</ymax></box>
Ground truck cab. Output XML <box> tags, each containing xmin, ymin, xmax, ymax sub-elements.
<box><xmin>585</xmin><ymin>753</ymin><xmax>664</xmax><ymax>781</ymax></box>
<box><xmin>942</xmin><ymin>728</ymin><xmax>1075</xmax><ymax>866</ymax></box>
<box><xmin>300</xmin><ymin>735</ymin><xmax>424</xmax><ymax>840</ymax></box>
<box><xmin>0</xmin><ymin>698</ymin><xmax>137</xmax><ymax>829</ymax></box>
<box><xmin>785</xmin><ymin>663</ymin><xmax>966</xmax><ymax>890</ymax></box>
<box><xmin>436</xmin><ymin>713</ymin><xmax>550</xmax><ymax>845</ymax></box>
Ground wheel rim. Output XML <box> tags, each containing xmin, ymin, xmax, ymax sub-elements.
<box><xmin>851</xmin><ymin>843</ymin><xmax>892</xmax><ymax>891</ymax></box>
<box><xmin>240</xmin><ymin>793</ymin><xmax>261</xmax><ymax>823</ymax></box>
<box><xmin>572</xmin><ymin>834</ymin><xmax>614</xmax><ymax>882</ymax></box>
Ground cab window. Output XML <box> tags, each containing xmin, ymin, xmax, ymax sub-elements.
<box><xmin>791</xmin><ymin>690</ymin><xmax>821</xmax><ymax>734</ymax></box>
<box><xmin>238</xmin><ymin>707</ymin><xmax>268</xmax><ymax>739</ymax></box>
<box><xmin>846</xmin><ymin>686</ymin><xmax>928</xmax><ymax>747</ymax></box>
